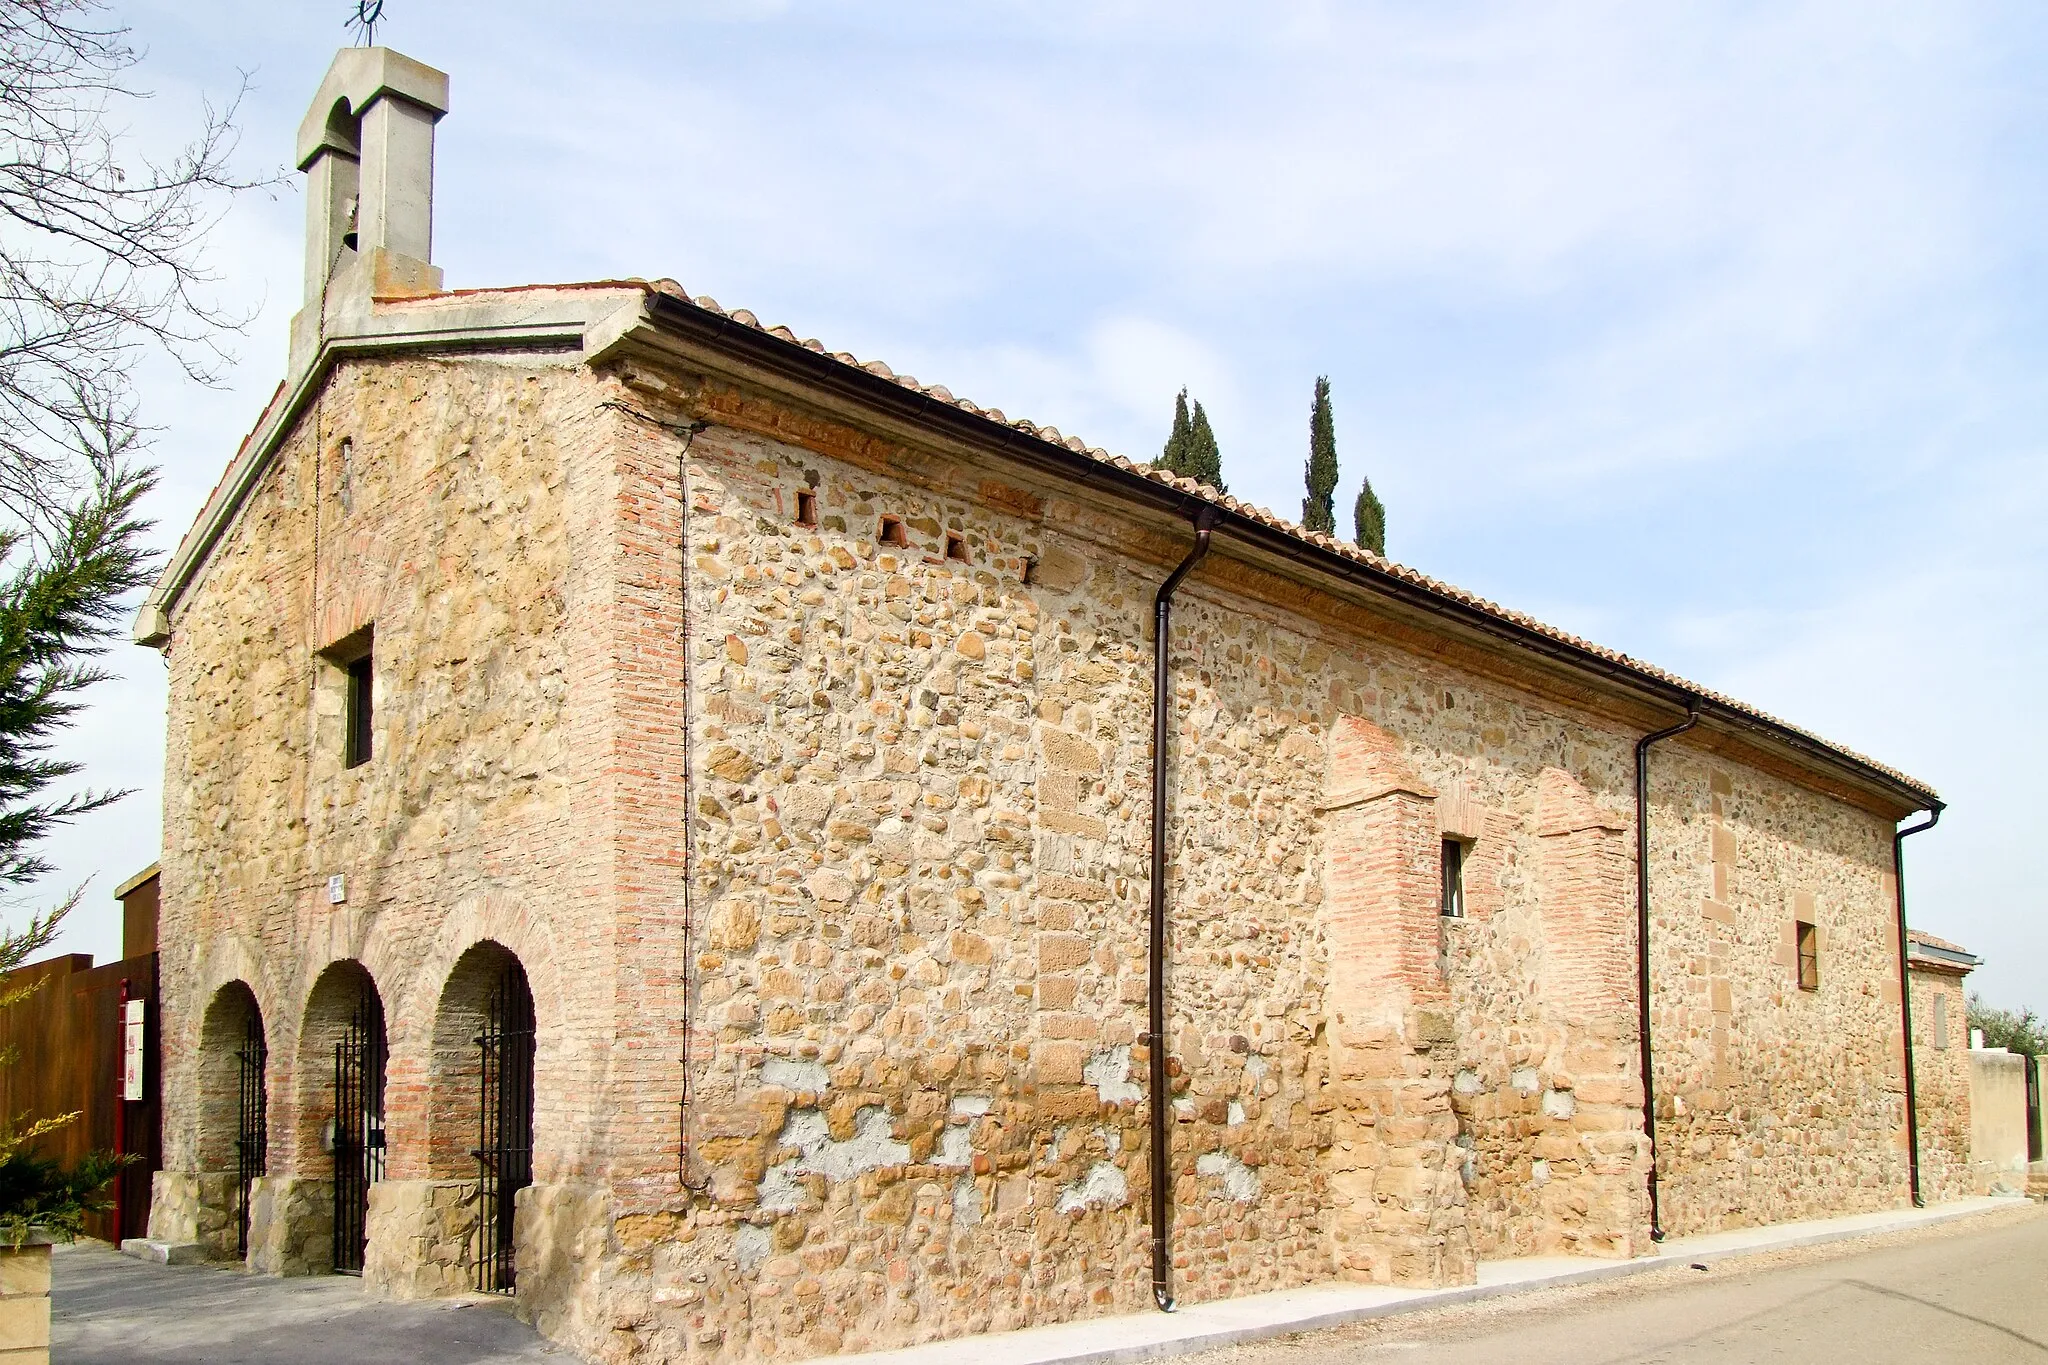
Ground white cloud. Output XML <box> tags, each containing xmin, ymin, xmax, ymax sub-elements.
<box><xmin>23</xmin><ymin>0</ymin><xmax>2045</xmax><ymax>1015</ymax></box>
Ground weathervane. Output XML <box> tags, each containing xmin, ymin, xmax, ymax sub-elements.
<box><xmin>346</xmin><ymin>1</ymin><xmax>386</xmax><ymax>47</ymax></box>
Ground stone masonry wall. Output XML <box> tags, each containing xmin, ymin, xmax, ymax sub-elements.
<box><xmin>1643</xmin><ymin>752</ymin><xmax>1908</xmax><ymax>1234</ymax></box>
<box><xmin>1907</xmin><ymin>965</ymin><xmax>1972</xmax><ymax>1205</ymax></box>
<box><xmin>578</xmin><ymin>366</ymin><xmax>1918</xmax><ymax>1362</ymax></box>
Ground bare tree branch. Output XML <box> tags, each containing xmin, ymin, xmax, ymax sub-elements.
<box><xmin>0</xmin><ymin>0</ymin><xmax>281</xmax><ymax>535</ymax></box>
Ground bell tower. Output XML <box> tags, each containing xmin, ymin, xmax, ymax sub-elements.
<box><xmin>289</xmin><ymin>48</ymin><xmax>449</xmax><ymax>373</ymax></box>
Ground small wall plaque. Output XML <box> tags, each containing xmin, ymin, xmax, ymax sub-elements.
<box><xmin>327</xmin><ymin>873</ymin><xmax>347</xmax><ymax>905</ymax></box>
<box><xmin>121</xmin><ymin>999</ymin><xmax>145</xmax><ymax>1101</ymax></box>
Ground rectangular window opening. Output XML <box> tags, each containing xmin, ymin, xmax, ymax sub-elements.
<box><xmin>878</xmin><ymin>515</ymin><xmax>909</xmax><ymax>548</ymax></box>
<box><xmin>327</xmin><ymin>628</ymin><xmax>375</xmax><ymax>770</ymax></box>
<box><xmin>1440</xmin><ymin>839</ymin><xmax>1465</xmax><ymax>919</ymax></box>
<box><xmin>1796</xmin><ymin>920</ymin><xmax>1819</xmax><ymax>991</ymax></box>
<box><xmin>795</xmin><ymin>490</ymin><xmax>817</xmax><ymax>526</ymax></box>
<box><xmin>945</xmin><ymin>532</ymin><xmax>970</xmax><ymax>563</ymax></box>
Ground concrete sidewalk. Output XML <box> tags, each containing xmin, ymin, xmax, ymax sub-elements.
<box><xmin>51</xmin><ymin>1240</ymin><xmax>564</xmax><ymax>1364</ymax></box>
<box><xmin>829</xmin><ymin>1196</ymin><xmax>2029</xmax><ymax>1365</ymax></box>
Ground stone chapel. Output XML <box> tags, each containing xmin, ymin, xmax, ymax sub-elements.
<box><xmin>138</xmin><ymin>46</ymin><xmax>1958</xmax><ymax>1363</ymax></box>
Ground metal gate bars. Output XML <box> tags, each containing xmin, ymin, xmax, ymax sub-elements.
<box><xmin>234</xmin><ymin>1014</ymin><xmax>268</xmax><ymax>1258</ymax></box>
<box><xmin>332</xmin><ymin>984</ymin><xmax>387</xmax><ymax>1275</ymax></box>
<box><xmin>474</xmin><ymin>964</ymin><xmax>535</xmax><ymax>1293</ymax></box>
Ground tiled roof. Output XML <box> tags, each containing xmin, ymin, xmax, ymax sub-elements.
<box><xmin>632</xmin><ymin>278</ymin><xmax>1938</xmax><ymax>805</ymax></box>
<box><xmin>1908</xmin><ymin>930</ymin><xmax>1972</xmax><ymax>955</ymax></box>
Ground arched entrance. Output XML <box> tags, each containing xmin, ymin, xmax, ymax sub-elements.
<box><xmin>299</xmin><ymin>960</ymin><xmax>386</xmax><ymax>1275</ymax></box>
<box><xmin>430</xmin><ymin>942</ymin><xmax>534</xmax><ymax>1293</ymax></box>
<box><xmin>197</xmin><ymin>982</ymin><xmax>265</xmax><ymax>1259</ymax></box>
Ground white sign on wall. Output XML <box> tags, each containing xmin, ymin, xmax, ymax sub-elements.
<box><xmin>327</xmin><ymin>873</ymin><xmax>347</xmax><ymax>905</ymax></box>
<box><xmin>121</xmin><ymin>998</ymin><xmax>145</xmax><ymax>1102</ymax></box>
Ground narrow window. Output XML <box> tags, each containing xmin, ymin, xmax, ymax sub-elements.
<box><xmin>1795</xmin><ymin>920</ymin><xmax>1819</xmax><ymax>991</ymax></box>
<box><xmin>795</xmin><ymin>490</ymin><xmax>817</xmax><ymax>526</ymax></box>
<box><xmin>1440</xmin><ymin>839</ymin><xmax>1465</xmax><ymax>919</ymax></box>
<box><xmin>944</xmin><ymin>532</ymin><xmax>970</xmax><ymax>563</ymax></box>
<box><xmin>878</xmin><ymin>515</ymin><xmax>908</xmax><ymax>548</ymax></box>
<box><xmin>1932</xmin><ymin>992</ymin><xmax>1949</xmax><ymax>1050</ymax></box>
<box><xmin>344</xmin><ymin>648</ymin><xmax>374</xmax><ymax>769</ymax></box>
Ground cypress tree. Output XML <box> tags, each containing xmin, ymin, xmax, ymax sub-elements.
<box><xmin>1157</xmin><ymin>389</ymin><xmax>1194</xmax><ymax>475</ymax></box>
<box><xmin>1302</xmin><ymin>376</ymin><xmax>1338</xmax><ymax>534</ymax></box>
<box><xmin>1187</xmin><ymin>400</ymin><xmax>1225</xmax><ymax>491</ymax></box>
<box><xmin>1156</xmin><ymin>389</ymin><xmax>1226</xmax><ymax>492</ymax></box>
<box><xmin>1354</xmin><ymin>473</ymin><xmax>1386</xmax><ymax>556</ymax></box>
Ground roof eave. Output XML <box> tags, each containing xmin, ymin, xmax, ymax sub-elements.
<box><xmin>619</xmin><ymin>289</ymin><xmax>1940</xmax><ymax>819</ymax></box>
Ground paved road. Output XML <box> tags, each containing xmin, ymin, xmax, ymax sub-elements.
<box><xmin>1199</xmin><ymin>1210</ymin><xmax>2048</xmax><ymax>1365</ymax></box>
<box><xmin>52</xmin><ymin>1243</ymin><xmax>565</xmax><ymax>1363</ymax></box>
<box><xmin>51</xmin><ymin>1210</ymin><xmax>2048</xmax><ymax>1364</ymax></box>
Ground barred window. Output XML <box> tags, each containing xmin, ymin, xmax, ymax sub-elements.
<box><xmin>1796</xmin><ymin>920</ymin><xmax>1819</xmax><ymax>991</ymax></box>
<box><xmin>1440</xmin><ymin>839</ymin><xmax>1465</xmax><ymax>919</ymax></box>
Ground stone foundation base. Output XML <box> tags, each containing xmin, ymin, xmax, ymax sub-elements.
<box><xmin>365</xmin><ymin>1179</ymin><xmax>484</xmax><ymax>1299</ymax></box>
<box><xmin>248</xmin><ymin>1176</ymin><xmax>335</xmax><ymax>1276</ymax></box>
<box><xmin>514</xmin><ymin>1182</ymin><xmax>611</xmax><ymax>1346</ymax></box>
<box><xmin>145</xmin><ymin>1170</ymin><xmax>240</xmax><ymax>1261</ymax></box>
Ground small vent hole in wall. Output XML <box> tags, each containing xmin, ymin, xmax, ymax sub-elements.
<box><xmin>1022</xmin><ymin>556</ymin><xmax>1038</xmax><ymax>585</ymax></box>
<box><xmin>795</xmin><ymin>490</ymin><xmax>817</xmax><ymax>526</ymax></box>
<box><xmin>878</xmin><ymin>515</ymin><xmax>909</xmax><ymax>548</ymax></box>
<box><xmin>945</xmin><ymin>533</ymin><xmax>970</xmax><ymax>563</ymax></box>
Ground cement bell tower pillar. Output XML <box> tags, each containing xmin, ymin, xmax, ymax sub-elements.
<box><xmin>289</xmin><ymin>48</ymin><xmax>450</xmax><ymax>374</ymax></box>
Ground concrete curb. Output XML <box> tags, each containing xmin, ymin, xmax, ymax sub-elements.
<box><xmin>824</xmin><ymin>1197</ymin><xmax>2032</xmax><ymax>1365</ymax></box>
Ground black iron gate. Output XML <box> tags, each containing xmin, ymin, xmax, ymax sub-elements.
<box><xmin>234</xmin><ymin>1013</ymin><xmax>267</xmax><ymax>1258</ymax></box>
<box><xmin>474</xmin><ymin>965</ymin><xmax>535</xmax><ymax>1293</ymax></box>
<box><xmin>332</xmin><ymin>985</ymin><xmax>386</xmax><ymax>1276</ymax></box>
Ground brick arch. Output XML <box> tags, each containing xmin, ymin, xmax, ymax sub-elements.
<box><xmin>195</xmin><ymin>982</ymin><xmax>266</xmax><ymax>1174</ymax></box>
<box><xmin>375</xmin><ymin>895</ymin><xmax>575</xmax><ymax>1185</ymax></box>
<box><xmin>290</xmin><ymin>958</ymin><xmax>388</xmax><ymax>1172</ymax></box>
<box><xmin>424</xmin><ymin>942</ymin><xmax>533</xmax><ymax>1179</ymax></box>
<box><xmin>163</xmin><ymin>932</ymin><xmax>277</xmax><ymax>1173</ymax></box>
<box><xmin>314</xmin><ymin>527</ymin><xmax>395</xmax><ymax>648</ymax></box>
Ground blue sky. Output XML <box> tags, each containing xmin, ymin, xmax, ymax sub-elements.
<box><xmin>30</xmin><ymin>1</ymin><xmax>2047</xmax><ymax>1013</ymax></box>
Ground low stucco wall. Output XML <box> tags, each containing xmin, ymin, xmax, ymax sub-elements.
<box><xmin>1969</xmin><ymin>1049</ymin><xmax>2030</xmax><ymax>1193</ymax></box>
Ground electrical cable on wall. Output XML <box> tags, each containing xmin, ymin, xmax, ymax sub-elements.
<box><xmin>600</xmin><ymin>398</ymin><xmax>713</xmax><ymax>1193</ymax></box>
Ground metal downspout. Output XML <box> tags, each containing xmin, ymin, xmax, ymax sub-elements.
<box><xmin>1893</xmin><ymin>805</ymin><xmax>1942</xmax><ymax>1207</ymax></box>
<box><xmin>1635</xmin><ymin>699</ymin><xmax>1699</xmax><ymax>1243</ymax></box>
<box><xmin>1149</xmin><ymin>507</ymin><xmax>1216</xmax><ymax>1313</ymax></box>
